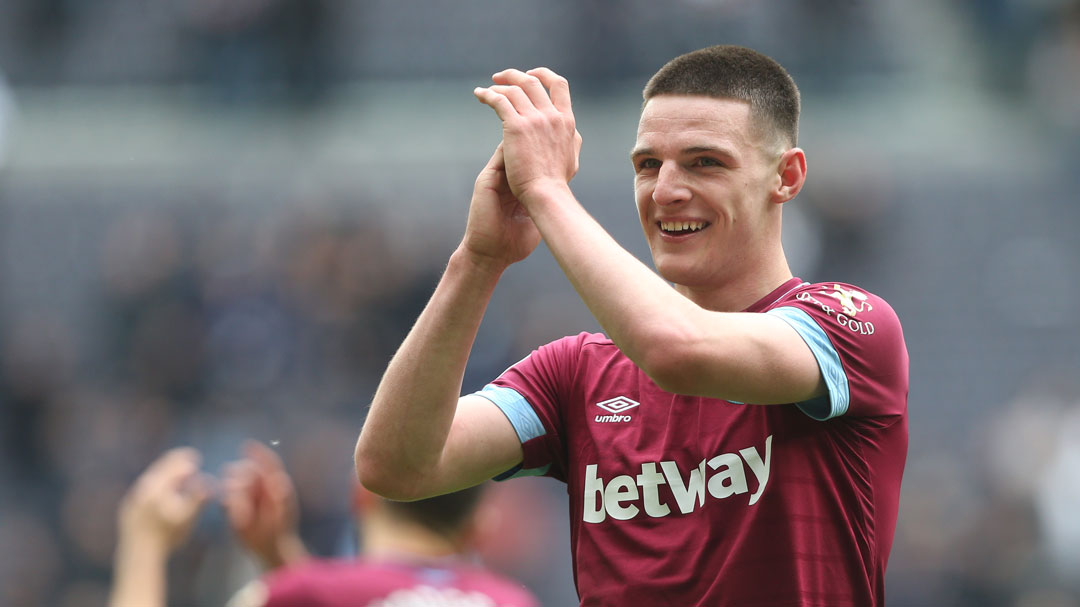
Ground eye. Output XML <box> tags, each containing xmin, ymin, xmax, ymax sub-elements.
<box><xmin>635</xmin><ymin>158</ymin><xmax>661</xmax><ymax>172</ymax></box>
<box><xmin>693</xmin><ymin>156</ymin><xmax>724</xmax><ymax>168</ymax></box>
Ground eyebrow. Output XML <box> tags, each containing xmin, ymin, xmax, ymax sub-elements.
<box><xmin>629</xmin><ymin>145</ymin><xmax>739</xmax><ymax>162</ymax></box>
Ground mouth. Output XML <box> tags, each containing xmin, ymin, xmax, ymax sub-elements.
<box><xmin>658</xmin><ymin>220</ymin><xmax>709</xmax><ymax>236</ymax></box>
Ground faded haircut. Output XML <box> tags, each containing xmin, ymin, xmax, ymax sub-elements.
<box><xmin>384</xmin><ymin>485</ymin><xmax>485</xmax><ymax>538</ymax></box>
<box><xmin>643</xmin><ymin>45</ymin><xmax>800</xmax><ymax>148</ymax></box>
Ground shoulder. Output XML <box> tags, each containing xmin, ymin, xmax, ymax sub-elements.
<box><xmin>516</xmin><ymin>331</ymin><xmax>617</xmax><ymax>369</ymax></box>
<box><xmin>778</xmin><ymin>282</ymin><xmax>903</xmax><ymax>332</ymax></box>
<box><xmin>772</xmin><ymin>281</ymin><xmax>908</xmax><ymax>377</ymax></box>
<box><xmin>257</xmin><ymin>559</ymin><xmax>382</xmax><ymax>605</ymax></box>
<box><xmin>449</xmin><ymin>564</ymin><xmax>542</xmax><ymax>606</ymax></box>
<box><xmin>547</xmin><ymin>331</ymin><xmax>614</xmax><ymax>350</ymax></box>
<box><xmin>784</xmin><ymin>281</ymin><xmax>895</xmax><ymax>310</ymax></box>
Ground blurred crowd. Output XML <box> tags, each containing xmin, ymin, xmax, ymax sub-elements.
<box><xmin>0</xmin><ymin>195</ymin><xmax>575</xmax><ymax>605</ymax></box>
<box><xmin>0</xmin><ymin>0</ymin><xmax>1079</xmax><ymax>605</ymax></box>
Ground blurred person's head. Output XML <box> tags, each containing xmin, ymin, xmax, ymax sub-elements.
<box><xmin>634</xmin><ymin>45</ymin><xmax>806</xmax><ymax>300</ymax></box>
<box><xmin>352</xmin><ymin>483</ymin><xmax>486</xmax><ymax>557</ymax></box>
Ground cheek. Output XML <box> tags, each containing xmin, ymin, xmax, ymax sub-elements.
<box><xmin>633</xmin><ymin>188</ymin><xmax>650</xmax><ymax>223</ymax></box>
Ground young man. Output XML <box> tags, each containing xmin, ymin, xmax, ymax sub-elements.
<box><xmin>356</xmin><ymin>45</ymin><xmax>908</xmax><ymax>606</ymax></box>
<box><xmin>109</xmin><ymin>444</ymin><xmax>538</xmax><ymax>607</ymax></box>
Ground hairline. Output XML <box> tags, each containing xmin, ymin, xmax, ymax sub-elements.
<box><xmin>640</xmin><ymin>92</ymin><xmax>792</xmax><ymax>158</ymax></box>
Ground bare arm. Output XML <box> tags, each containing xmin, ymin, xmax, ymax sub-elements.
<box><xmin>109</xmin><ymin>448</ymin><xmax>211</xmax><ymax>607</ymax></box>
<box><xmin>355</xmin><ymin>146</ymin><xmax>544</xmax><ymax>501</ymax></box>
<box><xmin>518</xmin><ymin>194</ymin><xmax>821</xmax><ymax>404</ymax></box>
<box><xmin>473</xmin><ymin>69</ymin><xmax>824</xmax><ymax>405</ymax></box>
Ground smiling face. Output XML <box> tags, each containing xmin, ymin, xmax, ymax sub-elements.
<box><xmin>632</xmin><ymin>95</ymin><xmax>787</xmax><ymax>292</ymax></box>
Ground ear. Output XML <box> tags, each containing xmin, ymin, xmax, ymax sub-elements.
<box><xmin>772</xmin><ymin>147</ymin><xmax>806</xmax><ymax>204</ymax></box>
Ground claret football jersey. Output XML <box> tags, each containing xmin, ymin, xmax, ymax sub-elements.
<box><xmin>227</xmin><ymin>557</ymin><xmax>540</xmax><ymax>607</ymax></box>
<box><xmin>477</xmin><ymin>277</ymin><xmax>908</xmax><ymax>607</ymax></box>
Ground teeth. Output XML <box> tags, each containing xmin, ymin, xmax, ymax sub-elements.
<box><xmin>660</xmin><ymin>221</ymin><xmax>705</xmax><ymax>233</ymax></box>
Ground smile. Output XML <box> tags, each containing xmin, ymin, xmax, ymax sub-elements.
<box><xmin>659</xmin><ymin>220</ymin><xmax>708</xmax><ymax>235</ymax></box>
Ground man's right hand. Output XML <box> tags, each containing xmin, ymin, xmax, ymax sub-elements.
<box><xmin>460</xmin><ymin>144</ymin><xmax>542</xmax><ymax>270</ymax></box>
<box><xmin>221</xmin><ymin>440</ymin><xmax>309</xmax><ymax>570</ymax></box>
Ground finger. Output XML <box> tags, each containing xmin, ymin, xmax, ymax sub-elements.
<box><xmin>245</xmin><ymin>441</ymin><xmax>291</xmax><ymax>487</ymax></box>
<box><xmin>473</xmin><ymin>86</ymin><xmax>524</xmax><ymax>121</ymax></box>
<box><xmin>148</xmin><ymin>454</ymin><xmax>202</xmax><ymax>508</ymax></box>
<box><xmin>190</xmin><ymin>472</ymin><xmax>216</xmax><ymax>503</ymax></box>
<box><xmin>247</xmin><ymin>442</ymin><xmax>295</xmax><ymax>508</ymax></box>
<box><xmin>142</xmin><ymin>447</ymin><xmax>201</xmax><ymax>489</ymax></box>
<box><xmin>485</xmin><ymin>143</ymin><xmax>505</xmax><ymax>171</ymax></box>
<box><xmin>246</xmin><ymin>440</ymin><xmax>286</xmax><ymax>476</ymax></box>
<box><xmin>493</xmin><ymin>69</ymin><xmax>555</xmax><ymax>111</ymax></box>
<box><xmin>223</xmin><ymin>484</ymin><xmax>252</xmax><ymax>530</ymax></box>
<box><xmin>173</xmin><ymin>472</ymin><xmax>213</xmax><ymax>521</ymax></box>
<box><xmin>221</xmin><ymin>462</ymin><xmax>256</xmax><ymax>527</ymax></box>
<box><xmin>487</xmin><ymin>84</ymin><xmax>536</xmax><ymax>114</ymax></box>
<box><xmin>526</xmin><ymin>68</ymin><xmax>572</xmax><ymax>113</ymax></box>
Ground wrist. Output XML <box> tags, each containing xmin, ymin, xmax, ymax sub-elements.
<box><xmin>451</xmin><ymin>243</ymin><xmax>512</xmax><ymax>278</ymax></box>
<box><xmin>255</xmin><ymin>532</ymin><xmax>309</xmax><ymax>570</ymax></box>
<box><xmin>116</xmin><ymin>529</ymin><xmax>171</xmax><ymax>564</ymax></box>
<box><xmin>518</xmin><ymin>179</ymin><xmax>575</xmax><ymax>217</ymax></box>
<box><xmin>274</xmin><ymin>533</ymin><xmax>310</xmax><ymax>568</ymax></box>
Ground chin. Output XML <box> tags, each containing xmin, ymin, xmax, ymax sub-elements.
<box><xmin>653</xmin><ymin>259</ymin><xmax>704</xmax><ymax>287</ymax></box>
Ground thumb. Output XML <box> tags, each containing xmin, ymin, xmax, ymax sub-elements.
<box><xmin>483</xmin><ymin>143</ymin><xmax>506</xmax><ymax>173</ymax></box>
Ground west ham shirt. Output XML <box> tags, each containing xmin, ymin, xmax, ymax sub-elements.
<box><xmin>477</xmin><ymin>277</ymin><xmax>909</xmax><ymax>607</ymax></box>
<box><xmin>227</xmin><ymin>557</ymin><xmax>540</xmax><ymax>607</ymax></box>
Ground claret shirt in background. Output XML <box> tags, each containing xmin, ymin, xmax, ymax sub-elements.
<box><xmin>228</xmin><ymin>557</ymin><xmax>540</xmax><ymax>607</ymax></box>
<box><xmin>478</xmin><ymin>277</ymin><xmax>909</xmax><ymax>607</ymax></box>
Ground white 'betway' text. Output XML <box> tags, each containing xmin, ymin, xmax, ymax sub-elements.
<box><xmin>583</xmin><ymin>435</ymin><xmax>773</xmax><ymax>523</ymax></box>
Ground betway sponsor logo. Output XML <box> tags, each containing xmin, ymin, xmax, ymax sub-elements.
<box><xmin>582</xmin><ymin>435</ymin><xmax>773</xmax><ymax>523</ymax></box>
<box><xmin>594</xmin><ymin>396</ymin><xmax>639</xmax><ymax>423</ymax></box>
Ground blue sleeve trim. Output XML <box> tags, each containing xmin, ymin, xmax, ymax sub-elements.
<box><xmin>475</xmin><ymin>384</ymin><xmax>551</xmax><ymax>480</ymax></box>
<box><xmin>475</xmin><ymin>384</ymin><xmax>547</xmax><ymax>442</ymax></box>
<box><xmin>766</xmin><ymin>306</ymin><xmax>850</xmax><ymax>420</ymax></box>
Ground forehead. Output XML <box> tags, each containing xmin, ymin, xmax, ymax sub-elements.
<box><xmin>635</xmin><ymin>95</ymin><xmax>758</xmax><ymax>152</ymax></box>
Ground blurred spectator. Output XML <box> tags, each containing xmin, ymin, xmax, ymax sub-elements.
<box><xmin>183</xmin><ymin>0</ymin><xmax>331</xmax><ymax>104</ymax></box>
<box><xmin>108</xmin><ymin>443</ymin><xmax>540</xmax><ymax>606</ymax></box>
<box><xmin>941</xmin><ymin>375</ymin><xmax>1080</xmax><ymax>605</ymax></box>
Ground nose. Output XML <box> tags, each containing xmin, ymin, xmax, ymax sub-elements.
<box><xmin>652</xmin><ymin>163</ymin><xmax>690</xmax><ymax>206</ymax></box>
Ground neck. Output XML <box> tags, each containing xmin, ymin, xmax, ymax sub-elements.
<box><xmin>361</xmin><ymin>518</ymin><xmax>465</xmax><ymax>562</ymax></box>
<box><xmin>675</xmin><ymin>249</ymin><xmax>794</xmax><ymax>312</ymax></box>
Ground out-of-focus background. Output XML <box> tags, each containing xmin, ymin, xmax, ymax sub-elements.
<box><xmin>0</xmin><ymin>1</ymin><xmax>1078</xmax><ymax>605</ymax></box>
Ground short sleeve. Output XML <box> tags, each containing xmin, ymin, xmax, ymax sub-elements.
<box><xmin>473</xmin><ymin>333</ymin><xmax>591</xmax><ymax>483</ymax></box>
<box><xmin>768</xmin><ymin>283</ymin><xmax>908</xmax><ymax>420</ymax></box>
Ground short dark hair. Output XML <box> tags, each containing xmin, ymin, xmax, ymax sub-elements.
<box><xmin>643</xmin><ymin>45</ymin><xmax>800</xmax><ymax>147</ymax></box>
<box><xmin>384</xmin><ymin>485</ymin><xmax>485</xmax><ymax>537</ymax></box>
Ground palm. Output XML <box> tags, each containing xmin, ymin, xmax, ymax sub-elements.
<box><xmin>464</xmin><ymin>146</ymin><xmax>541</xmax><ymax>266</ymax></box>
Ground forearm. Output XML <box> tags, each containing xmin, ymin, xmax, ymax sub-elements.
<box><xmin>109</xmin><ymin>535</ymin><xmax>169</xmax><ymax>607</ymax></box>
<box><xmin>524</xmin><ymin>184</ymin><xmax>699</xmax><ymax>374</ymax></box>
<box><xmin>355</xmin><ymin>246</ymin><xmax>505</xmax><ymax>498</ymax></box>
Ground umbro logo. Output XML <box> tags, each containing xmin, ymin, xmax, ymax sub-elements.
<box><xmin>594</xmin><ymin>396</ymin><xmax>639</xmax><ymax>423</ymax></box>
